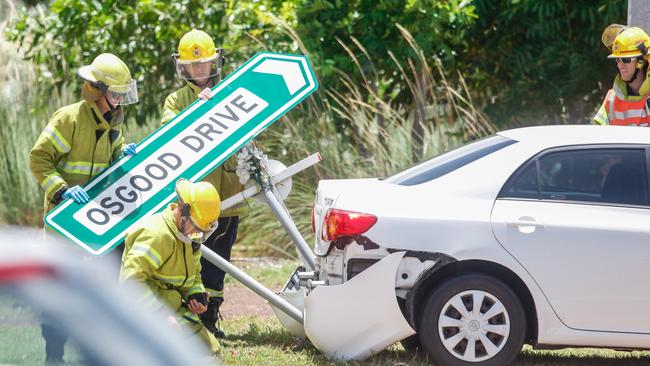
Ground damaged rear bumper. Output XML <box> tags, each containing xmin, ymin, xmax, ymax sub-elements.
<box><xmin>271</xmin><ymin>251</ymin><xmax>415</xmax><ymax>360</ymax></box>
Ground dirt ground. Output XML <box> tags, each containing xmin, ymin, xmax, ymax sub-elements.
<box><xmin>218</xmin><ymin>257</ymin><xmax>293</xmax><ymax>319</ymax></box>
<box><xmin>221</xmin><ymin>285</ymin><xmax>274</xmax><ymax>318</ymax></box>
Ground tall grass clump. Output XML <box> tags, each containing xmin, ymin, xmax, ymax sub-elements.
<box><xmin>0</xmin><ymin>2</ymin><xmax>57</xmax><ymax>225</ymax></box>
<box><xmin>235</xmin><ymin>24</ymin><xmax>496</xmax><ymax>258</ymax></box>
<box><xmin>0</xmin><ymin>0</ymin><xmax>158</xmax><ymax>226</ymax></box>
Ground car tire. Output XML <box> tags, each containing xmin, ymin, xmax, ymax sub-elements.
<box><xmin>418</xmin><ymin>274</ymin><xmax>526</xmax><ymax>366</ymax></box>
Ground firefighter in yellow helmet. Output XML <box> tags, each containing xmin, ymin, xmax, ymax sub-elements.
<box><xmin>29</xmin><ymin>53</ymin><xmax>138</xmax><ymax>363</ymax></box>
<box><xmin>120</xmin><ymin>179</ymin><xmax>222</xmax><ymax>354</ymax></box>
<box><xmin>594</xmin><ymin>25</ymin><xmax>650</xmax><ymax>126</ymax></box>
<box><xmin>160</xmin><ymin>29</ymin><xmax>244</xmax><ymax>339</ymax></box>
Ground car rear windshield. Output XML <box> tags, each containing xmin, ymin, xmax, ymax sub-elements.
<box><xmin>384</xmin><ymin>135</ymin><xmax>516</xmax><ymax>186</ymax></box>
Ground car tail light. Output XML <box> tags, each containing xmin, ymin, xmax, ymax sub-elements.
<box><xmin>322</xmin><ymin>208</ymin><xmax>377</xmax><ymax>241</ymax></box>
<box><xmin>311</xmin><ymin>206</ymin><xmax>316</xmax><ymax>234</ymax></box>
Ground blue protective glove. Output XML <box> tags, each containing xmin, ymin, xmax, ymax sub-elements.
<box><xmin>63</xmin><ymin>185</ymin><xmax>90</xmax><ymax>204</ymax></box>
<box><xmin>122</xmin><ymin>143</ymin><xmax>137</xmax><ymax>156</ymax></box>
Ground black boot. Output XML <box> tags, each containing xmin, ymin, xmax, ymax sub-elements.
<box><xmin>200</xmin><ymin>297</ymin><xmax>226</xmax><ymax>339</ymax></box>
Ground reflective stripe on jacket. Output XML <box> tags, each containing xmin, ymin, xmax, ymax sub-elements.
<box><xmin>120</xmin><ymin>203</ymin><xmax>206</xmax><ymax>313</ymax></box>
<box><xmin>161</xmin><ymin>82</ymin><xmax>244</xmax><ymax>217</ymax></box>
<box><xmin>603</xmin><ymin>87</ymin><xmax>650</xmax><ymax>126</ymax></box>
<box><xmin>29</xmin><ymin>100</ymin><xmax>126</xmax><ymax>214</ymax></box>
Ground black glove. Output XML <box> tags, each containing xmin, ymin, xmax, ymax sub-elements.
<box><xmin>187</xmin><ymin>292</ymin><xmax>208</xmax><ymax>306</ymax></box>
<box><xmin>51</xmin><ymin>187</ymin><xmax>68</xmax><ymax>205</ymax></box>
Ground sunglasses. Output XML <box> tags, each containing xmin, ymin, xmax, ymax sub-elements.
<box><xmin>616</xmin><ymin>57</ymin><xmax>637</xmax><ymax>64</ymax></box>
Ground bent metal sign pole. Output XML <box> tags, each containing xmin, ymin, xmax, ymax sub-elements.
<box><xmin>45</xmin><ymin>52</ymin><xmax>318</xmax><ymax>255</ymax></box>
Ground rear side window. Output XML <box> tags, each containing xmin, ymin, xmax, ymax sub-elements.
<box><xmin>500</xmin><ymin>148</ymin><xmax>649</xmax><ymax>206</ymax></box>
<box><xmin>385</xmin><ymin>135</ymin><xmax>516</xmax><ymax>186</ymax></box>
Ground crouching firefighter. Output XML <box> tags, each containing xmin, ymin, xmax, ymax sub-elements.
<box><xmin>120</xmin><ymin>179</ymin><xmax>222</xmax><ymax>353</ymax></box>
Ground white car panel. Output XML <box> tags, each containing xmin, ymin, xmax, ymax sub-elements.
<box><xmin>492</xmin><ymin>199</ymin><xmax>650</xmax><ymax>333</ymax></box>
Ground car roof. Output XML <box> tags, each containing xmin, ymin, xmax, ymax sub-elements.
<box><xmin>498</xmin><ymin>125</ymin><xmax>650</xmax><ymax>147</ymax></box>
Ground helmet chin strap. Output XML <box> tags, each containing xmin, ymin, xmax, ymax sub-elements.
<box><xmin>104</xmin><ymin>95</ymin><xmax>120</xmax><ymax>112</ymax></box>
<box><xmin>175</xmin><ymin>216</ymin><xmax>193</xmax><ymax>244</ymax></box>
<box><xmin>625</xmin><ymin>70</ymin><xmax>639</xmax><ymax>84</ymax></box>
<box><xmin>176</xmin><ymin>229</ymin><xmax>194</xmax><ymax>245</ymax></box>
<box><xmin>623</xmin><ymin>60</ymin><xmax>646</xmax><ymax>84</ymax></box>
<box><xmin>176</xmin><ymin>216</ymin><xmax>202</xmax><ymax>253</ymax></box>
<box><xmin>176</xmin><ymin>205</ymin><xmax>218</xmax><ymax>251</ymax></box>
<box><xmin>190</xmin><ymin>76</ymin><xmax>214</xmax><ymax>88</ymax></box>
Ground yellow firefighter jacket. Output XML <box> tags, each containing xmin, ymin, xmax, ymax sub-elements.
<box><xmin>30</xmin><ymin>100</ymin><xmax>126</xmax><ymax>214</ymax></box>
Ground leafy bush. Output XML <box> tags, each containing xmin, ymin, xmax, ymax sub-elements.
<box><xmin>293</xmin><ymin>0</ymin><xmax>478</xmax><ymax>93</ymax></box>
<box><xmin>6</xmin><ymin>0</ymin><xmax>480</xmax><ymax>124</ymax></box>
<box><xmin>8</xmin><ymin>0</ymin><xmax>231</xmax><ymax>123</ymax></box>
<box><xmin>465</xmin><ymin>0</ymin><xmax>626</xmax><ymax>125</ymax></box>
<box><xmin>237</xmin><ymin>26</ymin><xmax>494</xmax><ymax>257</ymax></box>
<box><xmin>8</xmin><ymin>0</ymin><xmax>628</xmax><ymax>126</ymax></box>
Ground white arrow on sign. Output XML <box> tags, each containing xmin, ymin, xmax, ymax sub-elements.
<box><xmin>253</xmin><ymin>59</ymin><xmax>307</xmax><ymax>95</ymax></box>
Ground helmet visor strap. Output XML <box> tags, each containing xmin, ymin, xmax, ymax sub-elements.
<box><xmin>104</xmin><ymin>95</ymin><xmax>119</xmax><ymax>112</ymax></box>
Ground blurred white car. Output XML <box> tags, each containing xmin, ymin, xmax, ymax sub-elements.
<box><xmin>304</xmin><ymin>125</ymin><xmax>650</xmax><ymax>365</ymax></box>
<box><xmin>0</xmin><ymin>227</ymin><xmax>215</xmax><ymax>366</ymax></box>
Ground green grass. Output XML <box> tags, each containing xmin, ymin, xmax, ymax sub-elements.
<box><xmin>219</xmin><ymin>318</ymin><xmax>650</xmax><ymax>366</ymax></box>
<box><xmin>219</xmin><ymin>260</ymin><xmax>650</xmax><ymax>365</ymax></box>
<box><xmin>2</xmin><ymin>261</ymin><xmax>650</xmax><ymax>366</ymax></box>
<box><xmin>225</xmin><ymin>258</ymin><xmax>298</xmax><ymax>290</ymax></box>
<box><xmin>219</xmin><ymin>316</ymin><xmax>430</xmax><ymax>365</ymax></box>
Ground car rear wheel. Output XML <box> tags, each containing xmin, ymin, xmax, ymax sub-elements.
<box><xmin>418</xmin><ymin>274</ymin><xmax>526</xmax><ymax>366</ymax></box>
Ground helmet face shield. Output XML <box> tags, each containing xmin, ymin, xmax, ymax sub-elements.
<box><xmin>603</xmin><ymin>25</ymin><xmax>650</xmax><ymax>59</ymax></box>
<box><xmin>173</xmin><ymin>50</ymin><xmax>224</xmax><ymax>84</ymax></box>
<box><xmin>193</xmin><ymin>219</ymin><xmax>219</xmax><ymax>244</ymax></box>
<box><xmin>106</xmin><ymin>79</ymin><xmax>138</xmax><ymax>105</ymax></box>
<box><xmin>176</xmin><ymin>204</ymin><xmax>219</xmax><ymax>245</ymax></box>
<box><xmin>77</xmin><ymin>53</ymin><xmax>138</xmax><ymax>105</ymax></box>
<box><xmin>602</xmin><ymin>24</ymin><xmax>629</xmax><ymax>50</ymax></box>
<box><xmin>174</xmin><ymin>178</ymin><xmax>221</xmax><ymax>237</ymax></box>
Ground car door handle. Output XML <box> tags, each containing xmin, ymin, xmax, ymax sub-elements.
<box><xmin>507</xmin><ymin>217</ymin><xmax>545</xmax><ymax>233</ymax></box>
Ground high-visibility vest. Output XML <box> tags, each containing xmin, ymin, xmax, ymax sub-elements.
<box><xmin>605</xmin><ymin>88</ymin><xmax>650</xmax><ymax>126</ymax></box>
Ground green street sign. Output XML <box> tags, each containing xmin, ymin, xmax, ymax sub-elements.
<box><xmin>45</xmin><ymin>52</ymin><xmax>318</xmax><ymax>255</ymax></box>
